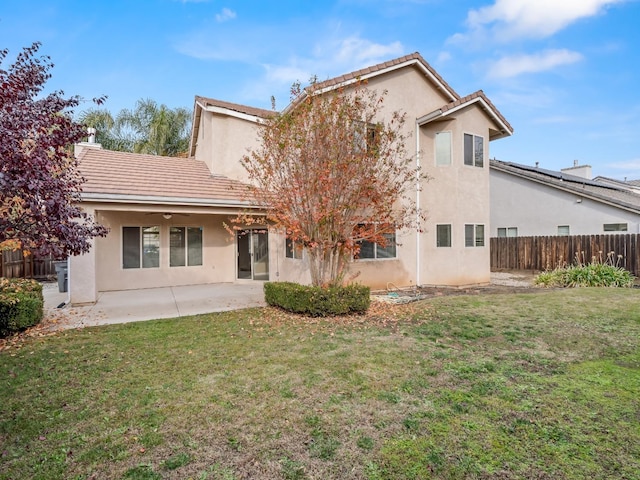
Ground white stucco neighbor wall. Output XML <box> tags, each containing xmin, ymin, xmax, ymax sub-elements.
<box><xmin>490</xmin><ymin>169</ymin><xmax>640</xmax><ymax>236</ymax></box>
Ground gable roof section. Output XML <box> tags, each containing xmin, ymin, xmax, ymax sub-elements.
<box><xmin>189</xmin><ymin>96</ymin><xmax>274</xmax><ymax>157</ymax></box>
<box><xmin>419</xmin><ymin>90</ymin><xmax>513</xmax><ymax>140</ymax></box>
<box><xmin>491</xmin><ymin>159</ymin><xmax>640</xmax><ymax>214</ymax></box>
<box><xmin>78</xmin><ymin>147</ymin><xmax>255</xmax><ymax>208</ymax></box>
<box><xmin>307</xmin><ymin>52</ymin><xmax>460</xmax><ymax>102</ymax></box>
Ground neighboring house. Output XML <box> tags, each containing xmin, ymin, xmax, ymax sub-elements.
<box><xmin>490</xmin><ymin>159</ymin><xmax>640</xmax><ymax>238</ymax></box>
<box><xmin>69</xmin><ymin>52</ymin><xmax>512</xmax><ymax>304</ymax></box>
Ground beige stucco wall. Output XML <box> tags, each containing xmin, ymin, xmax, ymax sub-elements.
<box><xmin>189</xmin><ymin>65</ymin><xmax>503</xmax><ymax>288</ymax></box>
<box><xmin>418</xmin><ymin>107</ymin><xmax>493</xmax><ymax>285</ymax></box>
<box><xmin>69</xmin><ymin>205</ymin><xmax>98</xmax><ymax>304</ymax></box>
<box><xmin>351</xmin><ymin>67</ymin><xmax>493</xmax><ymax>286</ymax></box>
<box><xmin>491</xmin><ymin>170</ymin><xmax>640</xmax><ymax>235</ymax></box>
<box><xmin>194</xmin><ymin>112</ymin><xmax>261</xmax><ymax>182</ymax></box>
<box><xmin>91</xmin><ymin>210</ymin><xmax>237</xmax><ymax>293</ymax></box>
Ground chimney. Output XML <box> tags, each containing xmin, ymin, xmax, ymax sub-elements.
<box><xmin>74</xmin><ymin>127</ymin><xmax>103</xmax><ymax>157</ymax></box>
<box><xmin>561</xmin><ymin>159</ymin><xmax>592</xmax><ymax>180</ymax></box>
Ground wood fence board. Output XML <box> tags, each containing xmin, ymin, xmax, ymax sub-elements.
<box><xmin>491</xmin><ymin>234</ymin><xmax>640</xmax><ymax>275</ymax></box>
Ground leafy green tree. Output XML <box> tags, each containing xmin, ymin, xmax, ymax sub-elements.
<box><xmin>117</xmin><ymin>99</ymin><xmax>191</xmax><ymax>156</ymax></box>
<box><xmin>78</xmin><ymin>99</ymin><xmax>191</xmax><ymax>156</ymax></box>
<box><xmin>76</xmin><ymin>108</ymin><xmax>132</xmax><ymax>151</ymax></box>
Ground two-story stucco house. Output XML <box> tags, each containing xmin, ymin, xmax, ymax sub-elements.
<box><xmin>69</xmin><ymin>53</ymin><xmax>512</xmax><ymax>304</ymax></box>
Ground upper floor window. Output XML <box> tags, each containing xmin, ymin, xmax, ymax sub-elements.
<box><xmin>354</xmin><ymin>121</ymin><xmax>381</xmax><ymax>155</ymax></box>
<box><xmin>557</xmin><ymin>225</ymin><xmax>570</xmax><ymax>236</ymax></box>
<box><xmin>170</xmin><ymin>226</ymin><xmax>203</xmax><ymax>267</ymax></box>
<box><xmin>435</xmin><ymin>132</ymin><xmax>452</xmax><ymax>166</ymax></box>
<box><xmin>285</xmin><ymin>237</ymin><xmax>303</xmax><ymax>259</ymax></box>
<box><xmin>603</xmin><ymin>223</ymin><xmax>627</xmax><ymax>232</ymax></box>
<box><xmin>464</xmin><ymin>133</ymin><xmax>484</xmax><ymax>167</ymax></box>
<box><xmin>123</xmin><ymin>226</ymin><xmax>160</xmax><ymax>269</ymax></box>
<box><xmin>436</xmin><ymin>224</ymin><xmax>452</xmax><ymax>247</ymax></box>
<box><xmin>497</xmin><ymin>227</ymin><xmax>517</xmax><ymax>238</ymax></box>
<box><xmin>465</xmin><ymin>224</ymin><xmax>485</xmax><ymax>247</ymax></box>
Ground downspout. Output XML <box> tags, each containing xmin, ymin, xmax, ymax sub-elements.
<box><xmin>415</xmin><ymin>119</ymin><xmax>421</xmax><ymax>287</ymax></box>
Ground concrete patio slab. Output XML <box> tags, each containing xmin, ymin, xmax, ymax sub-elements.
<box><xmin>42</xmin><ymin>282</ymin><xmax>266</xmax><ymax>330</ymax></box>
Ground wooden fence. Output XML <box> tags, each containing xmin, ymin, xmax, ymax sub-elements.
<box><xmin>0</xmin><ymin>250</ymin><xmax>57</xmax><ymax>279</ymax></box>
<box><xmin>490</xmin><ymin>234</ymin><xmax>640</xmax><ymax>276</ymax></box>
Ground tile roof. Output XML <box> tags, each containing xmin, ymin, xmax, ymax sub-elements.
<box><xmin>440</xmin><ymin>90</ymin><xmax>513</xmax><ymax>135</ymax></box>
<box><xmin>195</xmin><ymin>96</ymin><xmax>274</xmax><ymax>119</ymax></box>
<box><xmin>491</xmin><ymin>159</ymin><xmax>640</xmax><ymax>213</ymax></box>
<box><xmin>309</xmin><ymin>52</ymin><xmax>461</xmax><ymax>101</ymax></box>
<box><xmin>78</xmin><ymin>147</ymin><xmax>254</xmax><ymax>206</ymax></box>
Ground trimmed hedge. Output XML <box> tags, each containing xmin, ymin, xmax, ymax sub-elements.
<box><xmin>264</xmin><ymin>282</ymin><xmax>370</xmax><ymax>317</ymax></box>
<box><xmin>0</xmin><ymin>278</ymin><xmax>44</xmax><ymax>337</ymax></box>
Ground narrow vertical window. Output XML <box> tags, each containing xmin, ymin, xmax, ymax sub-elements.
<box><xmin>435</xmin><ymin>132</ymin><xmax>452</xmax><ymax>166</ymax></box>
<box><xmin>170</xmin><ymin>227</ymin><xmax>186</xmax><ymax>267</ymax></box>
<box><xmin>437</xmin><ymin>224</ymin><xmax>451</xmax><ymax>247</ymax></box>
<box><xmin>123</xmin><ymin>227</ymin><xmax>141</xmax><ymax>269</ymax></box>
<box><xmin>464</xmin><ymin>134</ymin><xmax>474</xmax><ymax>166</ymax></box>
<box><xmin>187</xmin><ymin>227</ymin><xmax>203</xmax><ymax>266</ymax></box>
<box><xmin>142</xmin><ymin>226</ymin><xmax>160</xmax><ymax>268</ymax></box>
<box><xmin>464</xmin><ymin>133</ymin><xmax>484</xmax><ymax>167</ymax></box>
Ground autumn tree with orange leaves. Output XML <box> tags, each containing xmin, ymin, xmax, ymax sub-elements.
<box><xmin>240</xmin><ymin>81</ymin><xmax>425</xmax><ymax>287</ymax></box>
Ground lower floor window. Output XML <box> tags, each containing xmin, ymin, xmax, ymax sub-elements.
<box><xmin>465</xmin><ymin>224</ymin><xmax>485</xmax><ymax>247</ymax></box>
<box><xmin>170</xmin><ymin>227</ymin><xmax>203</xmax><ymax>267</ymax></box>
<box><xmin>357</xmin><ymin>225</ymin><xmax>396</xmax><ymax>259</ymax></box>
<box><xmin>557</xmin><ymin>225</ymin><xmax>570</xmax><ymax>236</ymax></box>
<box><xmin>436</xmin><ymin>224</ymin><xmax>451</xmax><ymax>247</ymax></box>
<box><xmin>123</xmin><ymin>226</ymin><xmax>160</xmax><ymax>269</ymax></box>
<box><xmin>285</xmin><ymin>237</ymin><xmax>303</xmax><ymax>259</ymax></box>
<box><xmin>497</xmin><ymin>227</ymin><xmax>517</xmax><ymax>238</ymax></box>
<box><xmin>603</xmin><ymin>223</ymin><xmax>627</xmax><ymax>232</ymax></box>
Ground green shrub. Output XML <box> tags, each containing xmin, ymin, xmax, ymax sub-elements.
<box><xmin>0</xmin><ymin>278</ymin><xmax>44</xmax><ymax>337</ymax></box>
<box><xmin>264</xmin><ymin>282</ymin><xmax>370</xmax><ymax>316</ymax></box>
<box><xmin>535</xmin><ymin>251</ymin><xmax>635</xmax><ymax>288</ymax></box>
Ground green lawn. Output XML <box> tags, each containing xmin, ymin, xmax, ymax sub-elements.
<box><xmin>1</xmin><ymin>288</ymin><xmax>639</xmax><ymax>479</ymax></box>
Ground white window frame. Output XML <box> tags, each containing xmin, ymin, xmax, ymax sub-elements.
<box><xmin>497</xmin><ymin>227</ymin><xmax>517</xmax><ymax>238</ymax></box>
<box><xmin>170</xmin><ymin>226</ymin><xmax>203</xmax><ymax>267</ymax></box>
<box><xmin>356</xmin><ymin>224</ymin><xmax>397</xmax><ymax>260</ymax></box>
<box><xmin>603</xmin><ymin>223</ymin><xmax>628</xmax><ymax>232</ymax></box>
<box><xmin>557</xmin><ymin>225</ymin><xmax>570</xmax><ymax>236</ymax></box>
<box><xmin>463</xmin><ymin>133</ymin><xmax>484</xmax><ymax>167</ymax></box>
<box><xmin>285</xmin><ymin>237</ymin><xmax>303</xmax><ymax>260</ymax></box>
<box><xmin>436</xmin><ymin>224</ymin><xmax>452</xmax><ymax>247</ymax></box>
<box><xmin>122</xmin><ymin>226</ymin><xmax>160</xmax><ymax>269</ymax></box>
<box><xmin>435</xmin><ymin>131</ymin><xmax>452</xmax><ymax>166</ymax></box>
<box><xmin>465</xmin><ymin>224</ymin><xmax>485</xmax><ymax>247</ymax></box>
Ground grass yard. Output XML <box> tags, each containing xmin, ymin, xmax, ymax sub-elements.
<box><xmin>1</xmin><ymin>288</ymin><xmax>639</xmax><ymax>479</ymax></box>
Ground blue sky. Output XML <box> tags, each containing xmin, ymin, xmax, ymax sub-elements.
<box><xmin>2</xmin><ymin>0</ymin><xmax>639</xmax><ymax>180</ymax></box>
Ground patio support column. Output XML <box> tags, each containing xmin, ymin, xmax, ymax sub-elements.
<box><xmin>69</xmin><ymin>206</ymin><xmax>98</xmax><ymax>304</ymax></box>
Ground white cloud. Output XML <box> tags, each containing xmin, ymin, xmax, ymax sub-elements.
<box><xmin>453</xmin><ymin>0</ymin><xmax>624</xmax><ymax>44</ymax></box>
<box><xmin>215</xmin><ymin>7</ymin><xmax>236</xmax><ymax>23</ymax></box>
<box><xmin>487</xmin><ymin>49</ymin><xmax>583</xmax><ymax>78</ymax></box>
<box><xmin>605</xmin><ymin>158</ymin><xmax>640</xmax><ymax>180</ymax></box>
<box><xmin>255</xmin><ymin>36</ymin><xmax>405</xmax><ymax>96</ymax></box>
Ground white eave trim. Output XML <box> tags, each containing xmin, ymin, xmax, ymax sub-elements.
<box><xmin>418</xmin><ymin>97</ymin><xmax>512</xmax><ymax>138</ymax></box>
<box><xmin>81</xmin><ymin>192</ymin><xmax>261</xmax><ymax>209</ymax></box>
<box><xmin>198</xmin><ymin>101</ymin><xmax>265</xmax><ymax>124</ymax></box>
<box><xmin>310</xmin><ymin>59</ymin><xmax>459</xmax><ymax>102</ymax></box>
